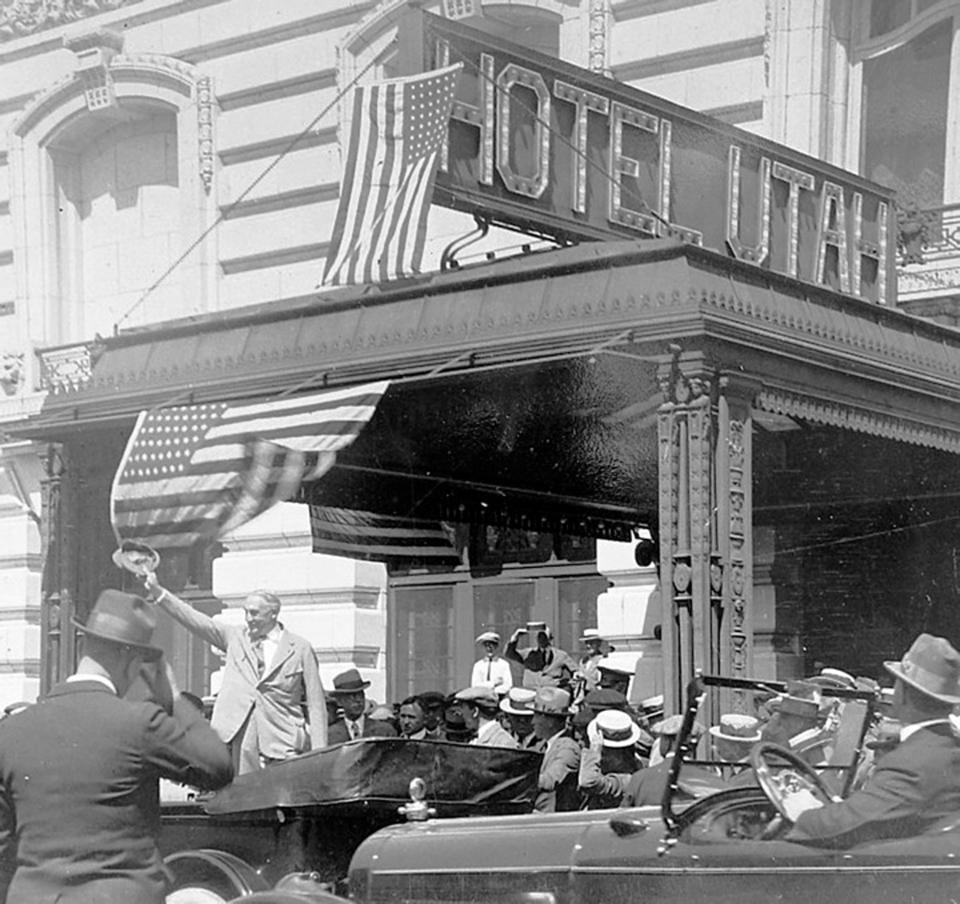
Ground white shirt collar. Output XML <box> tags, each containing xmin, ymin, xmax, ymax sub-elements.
<box><xmin>67</xmin><ymin>673</ymin><xmax>116</xmax><ymax>694</ymax></box>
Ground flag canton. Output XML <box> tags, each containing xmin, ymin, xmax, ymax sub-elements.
<box><xmin>406</xmin><ymin>68</ymin><xmax>460</xmax><ymax>158</ymax></box>
<box><xmin>122</xmin><ymin>403</ymin><xmax>226</xmax><ymax>481</ymax></box>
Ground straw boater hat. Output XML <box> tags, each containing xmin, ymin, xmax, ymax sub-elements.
<box><xmin>806</xmin><ymin>667</ymin><xmax>857</xmax><ymax>690</ymax></box>
<box><xmin>330</xmin><ymin>668</ymin><xmax>371</xmax><ymax>694</ymax></box>
<box><xmin>475</xmin><ymin>631</ymin><xmax>501</xmax><ymax>645</ymax></box>
<box><xmin>709</xmin><ymin>713</ymin><xmax>762</xmax><ymax>744</ymax></box>
<box><xmin>885</xmin><ymin>633</ymin><xmax>960</xmax><ymax>705</ymax></box>
<box><xmin>592</xmin><ymin>709</ymin><xmax>643</xmax><ymax>748</ymax></box>
<box><xmin>499</xmin><ymin>687</ymin><xmax>536</xmax><ymax>716</ymax></box>
<box><xmin>639</xmin><ymin>694</ymin><xmax>664</xmax><ymax>723</ymax></box>
<box><xmin>73</xmin><ymin>589</ymin><xmax>163</xmax><ymax>661</ymax></box>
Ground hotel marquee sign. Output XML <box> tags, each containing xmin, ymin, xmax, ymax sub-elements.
<box><xmin>402</xmin><ymin>12</ymin><xmax>895</xmax><ymax>305</ymax></box>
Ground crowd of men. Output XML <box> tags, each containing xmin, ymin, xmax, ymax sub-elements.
<box><xmin>0</xmin><ymin>580</ymin><xmax>958</xmax><ymax>901</ymax></box>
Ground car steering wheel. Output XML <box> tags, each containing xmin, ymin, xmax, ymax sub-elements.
<box><xmin>749</xmin><ymin>742</ymin><xmax>834</xmax><ymax>823</ymax></box>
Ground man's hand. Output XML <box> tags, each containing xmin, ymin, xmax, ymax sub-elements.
<box><xmin>781</xmin><ymin>788</ymin><xmax>825</xmax><ymax>822</ymax></box>
<box><xmin>509</xmin><ymin>628</ymin><xmax>526</xmax><ymax>644</ymax></box>
<box><xmin>586</xmin><ymin>718</ymin><xmax>603</xmax><ymax>751</ymax></box>
<box><xmin>131</xmin><ymin>656</ymin><xmax>179</xmax><ymax>715</ymax></box>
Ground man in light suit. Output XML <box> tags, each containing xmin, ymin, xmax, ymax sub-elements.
<box><xmin>145</xmin><ymin>573</ymin><xmax>327</xmax><ymax>773</ymax></box>
<box><xmin>784</xmin><ymin>633</ymin><xmax>960</xmax><ymax>847</ymax></box>
<box><xmin>0</xmin><ymin>589</ymin><xmax>233</xmax><ymax>904</ymax></box>
<box><xmin>326</xmin><ymin>668</ymin><xmax>398</xmax><ymax>744</ymax></box>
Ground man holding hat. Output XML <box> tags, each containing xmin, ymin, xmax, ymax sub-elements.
<box><xmin>451</xmin><ymin>687</ymin><xmax>518</xmax><ymax>748</ymax></box>
<box><xmin>532</xmin><ymin>687</ymin><xmax>581</xmax><ymax>812</ymax></box>
<box><xmin>574</xmin><ymin>628</ymin><xmax>613</xmax><ymax>698</ymax></box>
<box><xmin>144</xmin><ymin>573</ymin><xmax>327</xmax><ymax>773</ymax></box>
<box><xmin>579</xmin><ymin>710</ymin><xmax>643</xmax><ymax>809</ymax></box>
<box><xmin>506</xmin><ymin>623</ymin><xmax>577</xmax><ymax>691</ymax></box>
<box><xmin>327</xmin><ymin>668</ymin><xmax>398</xmax><ymax>744</ymax></box>
<box><xmin>0</xmin><ymin>589</ymin><xmax>233</xmax><ymax>904</ymax></box>
<box><xmin>784</xmin><ymin>633</ymin><xmax>960</xmax><ymax>847</ymax></box>
<box><xmin>470</xmin><ymin>631</ymin><xmax>513</xmax><ymax>695</ymax></box>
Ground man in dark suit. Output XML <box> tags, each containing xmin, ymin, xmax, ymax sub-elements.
<box><xmin>0</xmin><ymin>589</ymin><xmax>233</xmax><ymax>904</ymax></box>
<box><xmin>144</xmin><ymin>573</ymin><xmax>328</xmax><ymax>773</ymax></box>
<box><xmin>327</xmin><ymin>668</ymin><xmax>397</xmax><ymax>743</ymax></box>
<box><xmin>785</xmin><ymin>633</ymin><xmax>960</xmax><ymax>847</ymax></box>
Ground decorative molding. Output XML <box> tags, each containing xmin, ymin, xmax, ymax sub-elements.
<box><xmin>220</xmin><ymin>242</ymin><xmax>329</xmax><ymax>275</ymax></box>
<box><xmin>0</xmin><ymin>302</ymin><xmax>13</xmax><ymax>316</ymax></box>
<box><xmin>588</xmin><ymin>0</ymin><xmax>609</xmax><ymax>75</ymax></box>
<box><xmin>611</xmin><ymin>0</ymin><xmax>713</xmax><ymax>22</ymax></box>
<box><xmin>36</xmin><ymin>343</ymin><xmax>102</xmax><ymax>394</ymax></box>
<box><xmin>0</xmin><ymin>352</ymin><xmax>24</xmax><ymax>396</ymax></box>
<box><xmin>219</xmin><ymin>127</ymin><xmax>337</xmax><ymax>166</ymax></box>
<box><xmin>756</xmin><ymin>388</ymin><xmax>960</xmax><ymax>454</ymax></box>
<box><xmin>197</xmin><ymin>74</ymin><xmax>214</xmax><ymax>193</ymax></box>
<box><xmin>0</xmin><ymin>0</ymin><xmax>141</xmax><ymax>43</ymax></box>
<box><xmin>217</xmin><ymin>69</ymin><xmax>337</xmax><ymax>112</ymax></box>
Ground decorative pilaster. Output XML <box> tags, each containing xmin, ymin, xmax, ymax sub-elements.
<box><xmin>38</xmin><ymin>444</ymin><xmax>68</xmax><ymax>693</ymax></box>
<box><xmin>716</xmin><ymin>374</ymin><xmax>760</xmax><ymax>712</ymax></box>
<box><xmin>588</xmin><ymin>0</ymin><xmax>610</xmax><ymax>76</ymax></box>
<box><xmin>656</xmin><ymin>345</ymin><xmax>715</xmax><ymax>713</ymax></box>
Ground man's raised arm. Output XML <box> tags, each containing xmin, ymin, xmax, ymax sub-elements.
<box><xmin>143</xmin><ymin>572</ymin><xmax>228</xmax><ymax>651</ymax></box>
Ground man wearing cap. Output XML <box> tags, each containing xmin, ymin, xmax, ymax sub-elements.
<box><xmin>144</xmin><ymin>574</ymin><xmax>327</xmax><ymax>774</ymax></box>
<box><xmin>532</xmin><ymin>687</ymin><xmax>581</xmax><ymax>812</ymax></box>
<box><xmin>452</xmin><ymin>687</ymin><xmax>518</xmax><ymax>748</ymax></box>
<box><xmin>597</xmin><ymin>663</ymin><xmax>633</xmax><ymax>698</ymax></box>
<box><xmin>416</xmin><ymin>691</ymin><xmax>448</xmax><ymax>740</ymax></box>
<box><xmin>506</xmin><ymin>623</ymin><xmax>577</xmax><ymax>691</ymax></box>
<box><xmin>579</xmin><ymin>710</ymin><xmax>643</xmax><ymax>809</ymax></box>
<box><xmin>500</xmin><ymin>688</ymin><xmax>542</xmax><ymax>750</ymax></box>
<box><xmin>784</xmin><ymin>633</ymin><xmax>960</xmax><ymax>847</ymax></box>
<box><xmin>470</xmin><ymin>631</ymin><xmax>513</xmax><ymax>695</ymax></box>
<box><xmin>0</xmin><ymin>589</ymin><xmax>233</xmax><ymax>904</ymax></box>
<box><xmin>327</xmin><ymin>668</ymin><xmax>398</xmax><ymax>744</ymax></box>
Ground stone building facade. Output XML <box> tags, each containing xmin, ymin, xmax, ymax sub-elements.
<box><xmin>0</xmin><ymin>0</ymin><xmax>957</xmax><ymax>705</ymax></box>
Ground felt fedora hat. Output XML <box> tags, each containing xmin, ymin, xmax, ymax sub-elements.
<box><xmin>885</xmin><ymin>633</ymin><xmax>960</xmax><ymax>705</ymax></box>
<box><xmin>331</xmin><ymin>667</ymin><xmax>371</xmax><ymax>694</ymax></box>
<box><xmin>73</xmin><ymin>589</ymin><xmax>163</xmax><ymax>661</ymax></box>
<box><xmin>532</xmin><ymin>686</ymin><xmax>571</xmax><ymax>715</ymax></box>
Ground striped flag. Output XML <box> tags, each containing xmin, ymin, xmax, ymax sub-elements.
<box><xmin>309</xmin><ymin>506</ymin><xmax>461</xmax><ymax>567</ymax></box>
<box><xmin>110</xmin><ymin>382</ymin><xmax>389</xmax><ymax>550</ymax></box>
<box><xmin>321</xmin><ymin>63</ymin><xmax>462</xmax><ymax>286</ymax></box>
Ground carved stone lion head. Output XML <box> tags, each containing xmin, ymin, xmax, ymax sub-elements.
<box><xmin>0</xmin><ymin>352</ymin><xmax>24</xmax><ymax>396</ymax></box>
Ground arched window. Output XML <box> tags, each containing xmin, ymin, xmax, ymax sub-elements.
<box><xmin>12</xmin><ymin>40</ymin><xmax>216</xmax><ymax>347</ymax></box>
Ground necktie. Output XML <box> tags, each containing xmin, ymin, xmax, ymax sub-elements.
<box><xmin>349</xmin><ymin>720</ymin><xmax>359</xmax><ymax>740</ymax></box>
<box><xmin>486</xmin><ymin>659</ymin><xmax>492</xmax><ymax>681</ymax></box>
<box><xmin>252</xmin><ymin>639</ymin><xmax>264</xmax><ymax>675</ymax></box>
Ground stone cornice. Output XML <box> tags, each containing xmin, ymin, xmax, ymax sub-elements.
<box><xmin>756</xmin><ymin>387</ymin><xmax>960</xmax><ymax>454</ymax></box>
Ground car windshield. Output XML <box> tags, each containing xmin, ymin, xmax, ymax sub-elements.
<box><xmin>660</xmin><ymin>674</ymin><xmax>879</xmax><ymax>834</ymax></box>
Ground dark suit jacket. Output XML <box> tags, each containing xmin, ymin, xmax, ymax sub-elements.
<box><xmin>788</xmin><ymin>722</ymin><xmax>960</xmax><ymax>847</ymax></box>
<box><xmin>0</xmin><ymin>681</ymin><xmax>233</xmax><ymax>904</ymax></box>
<box><xmin>327</xmin><ymin>715</ymin><xmax>398</xmax><ymax>745</ymax></box>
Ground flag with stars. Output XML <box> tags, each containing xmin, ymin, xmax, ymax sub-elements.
<box><xmin>110</xmin><ymin>381</ymin><xmax>390</xmax><ymax>550</ymax></box>
<box><xmin>321</xmin><ymin>63</ymin><xmax>462</xmax><ymax>287</ymax></box>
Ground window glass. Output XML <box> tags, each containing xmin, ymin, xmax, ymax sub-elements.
<box><xmin>393</xmin><ymin>584</ymin><xmax>455</xmax><ymax>696</ymax></box>
<box><xmin>862</xmin><ymin>22</ymin><xmax>951</xmax><ymax>206</ymax></box>
<box><xmin>556</xmin><ymin>575</ymin><xmax>607</xmax><ymax>655</ymax></box>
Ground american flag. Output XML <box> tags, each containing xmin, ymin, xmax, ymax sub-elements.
<box><xmin>309</xmin><ymin>506</ymin><xmax>461</xmax><ymax>567</ymax></box>
<box><xmin>321</xmin><ymin>63</ymin><xmax>462</xmax><ymax>286</ymax></box>
<box><xmin>110</xmin><ymin>382</ymin><xmax>389</xmax><ymax>550</ymax></box>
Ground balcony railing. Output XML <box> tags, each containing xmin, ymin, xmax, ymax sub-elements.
<box><xmin>896</xmin><ymin>201</ymin><xmax>960</xmax><ymax>301</ymax></box>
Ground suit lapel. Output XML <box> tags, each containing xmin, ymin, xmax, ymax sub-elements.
<box><xmin>239</xmin><ymin>631</ymin><xmax>261</xmax><ymax>680</ymax></box>
<box><xmin>260</xmin><ymin>631</ymin><xmax>296</xmax><ymax>682</ymax></box>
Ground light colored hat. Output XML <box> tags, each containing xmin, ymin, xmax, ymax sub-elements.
<box><xmin>593</xmin><ymin>710</ymin><xmax>642</xmax><ymax>748</ymax></box>
<box><xmin>639</xmin><ymin>694</ymin><xmax>664</xmax><ymax>719</ymax></box>
<box><xmin>579</xmin><ymin>628</ymin><xmax>603</xmax><ymax>643</ymax></box>
<box><xmin>475</xmin><ymin>631</ymin><xmax>501</xmax><ymax>645</ymax></box>
<box><xmin>807</xmin><ymin>667</ymin><xmax>857</xmax><ymax>690</ymax></box>
<box><xmin>885</xmin><ymin>633</ymin><xmax>960</xmax><ymax>705</ymax></box>
<box><xmin>499</xmin><ymin>687</ymin><xmax>536</xmax><ymax>716</ymax></box>
<box><xmin>453</xmin><ymin>686</ymin><xmax>499</xmax><ymax>710</ymax></box>
<box><xmin>768</xmin><ymin>693</ymin><xmax>819</xmax><ymax>720</ymax></box>
<box><xmin>532</xmin><ymin>686</ymin><xmax>571</xmax><ymax>715</ymax></box>
<box><xmin>368</xmin><ymin>705</ymin><xmax>395</xmax><ymax>722</ymax></box>
<box><xmin>709</xmin><ymin>713</ymin><xmax>761</xmax><ymax>743</ymax></box>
